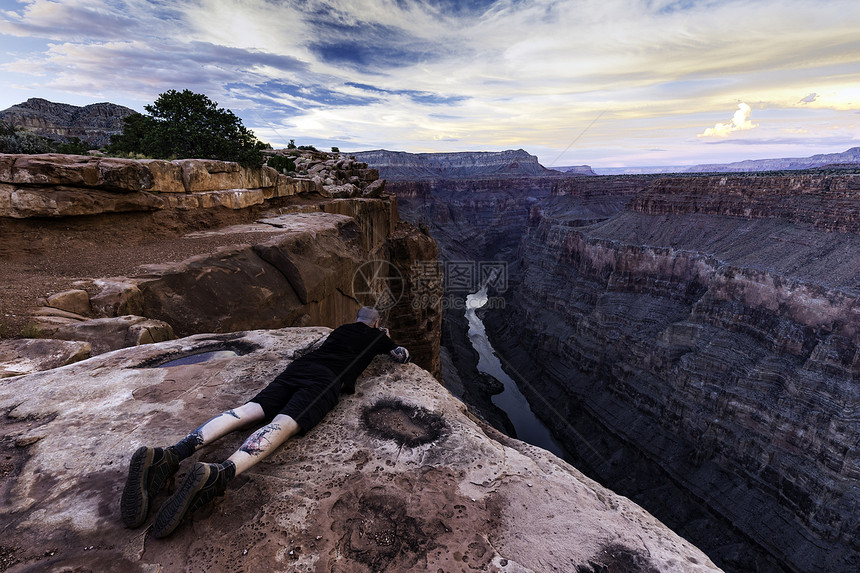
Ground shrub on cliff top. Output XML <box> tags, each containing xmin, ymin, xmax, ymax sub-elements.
<box><xmin>108</xmin><ymin>89</ymin><xmax>270</xmax><ymax>166</ymax></box>
<box><xmin>267</xmin><ymin>155</ymin><xmax>296</xmax><ymax>173</ymax></box>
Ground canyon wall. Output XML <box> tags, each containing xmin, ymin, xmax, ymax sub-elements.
<box><xmin>487</xmin><ymin>173</ymin><xmax>860</xmax><ymax>572</ymax></box>
<box><xmin>383</xmin><ymin>166</ymin><xmax>860</xmax><ymax>572</ymax></box>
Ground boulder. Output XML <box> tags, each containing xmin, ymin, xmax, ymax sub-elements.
<box><xmin>324</xmin><ymin>183</ymin><xmax>358</xmax><ymax>198</ymax></box>
<box><xmin>46</xmin><ymin>289</ymin><xmax>91</xmax><ymax>315</ymax></box>
<box><xmin>89</xmin><ymin>279</ymin><xmax>144</xmax><ymax>317</ymax></box>
<box><xmin>132</xmin><ymin>212</ymin><xmax>372</xmax><ymax>337</ymax></box>
<box><xmin>135</xmin><ymin>245</ymin><xmax>304</xmax><ymax>336</ymax></box>
<box><xmin>362</xmin><ymin>178</ymin><xmax>386</xmax><ymax>198</ymax></box>
<box><xmin>51</xmin><ymin>315</ymin><xmax>176</xmax><ymax>355</ymax></box>
<box><xmin>0</xmin><ymin>328</ymin><xmax>720</xmax><ymax>572</ymax></box>
<box><xmin>253</xmin><ymin>213</ymin><xmax>364</xmax><ymax>304</ymax></box>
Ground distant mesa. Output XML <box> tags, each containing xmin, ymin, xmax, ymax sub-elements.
<box><xmin>682</xmin><ymin>146</ymin><xmax>860</xmax><ymax>172</ymax></box>
<box><xmin>352</xmin><ymin>149</ymin><xmax>589</xmax><ymax>179</ymax></box>
<box><xmin>592</xmin><ymin>147</ymin><xmax>860</xmax><ymax>175</ymax></box>
<box><xmin>0</xmin><ymin>97</ymin><xmax>136</xmax><ymax>147</ymax></box>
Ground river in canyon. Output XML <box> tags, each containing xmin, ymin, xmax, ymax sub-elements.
<box><xmin>465</xmin><ymin>286</ymin><xmax>568</xmax><ymax>459</ymax></box>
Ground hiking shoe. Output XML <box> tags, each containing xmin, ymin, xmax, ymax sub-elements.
<box><xmin>152</xmin><ymin>462</ymin><xmax>228</xmax><ymax>538</ymax></box>
<box><xmin>120</xmin><ymin>446</ymin><xmax>179</xmax><ymax>529</ymax></box>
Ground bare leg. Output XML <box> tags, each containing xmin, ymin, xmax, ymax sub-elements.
<box><xmin>226</xmin><ymin>414</ymin><xmax>301</xmax><ymax>476</ymax></box>
<box><xmin>171</xmin><ymin>402</ymin><xmax>266</xmax><ymax>460</ymax></box>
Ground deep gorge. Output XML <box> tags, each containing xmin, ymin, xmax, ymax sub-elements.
<box><xmin>388</xmin><ymin>171</ymin><xmax>860</xmax><ymax>573</ymax></box>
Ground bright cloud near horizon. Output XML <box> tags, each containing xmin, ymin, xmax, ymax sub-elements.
<box><xmin>698</xmin><ymin>102</ymin><xmax>758</xmax><ymax>138</ymax></box>
<box><xmin>0</xmin><ymin>0</ymin><xmax>858</xmax><ymax>168</ymax></box>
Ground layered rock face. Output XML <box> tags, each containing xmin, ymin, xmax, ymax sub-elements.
<box><xmin>0</xmin><ymin>152</ymin><xmax>440</xmax><ymax>378</ymax></box>
<box><xmin>0</xmin><ymin>152</ymin><xmax>382</xmax><ymax>217</ymax></box>
<box><xmin>390</xmin><ymin>176</ymin><xmax>647</xmax><ymax>260</ymax></box>
<box><xmin>0</xmin><ymin>98</ymin><xmax>136</xmax><ymax>147</ymax></box>
<box><xmin>352</xmin><ymin>149</ymin><xmax>562</xmax><ymax>180</ymax></box>
<box><xmin>487</xmin><ymin>173</ymin><xmax>860</xmax><ymax>572</ymax></box>
<box><xmin>0</xmin><ymin>327</ymin><xmax>719</xmax><ymax>572</ymax></box>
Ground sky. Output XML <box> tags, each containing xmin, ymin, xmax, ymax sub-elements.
<box><xmin>0</xmin><ymin>0</ymin><xmax>859</xmax><ymax>168</ymax></box>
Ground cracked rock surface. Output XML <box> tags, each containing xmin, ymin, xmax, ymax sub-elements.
<box><xmin>0</xmin><ymin>327</ymin><xmax>718</xmax><ymax>572</ymax></box>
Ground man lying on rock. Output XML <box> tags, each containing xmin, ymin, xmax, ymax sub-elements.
<box><xmin>120</xmin><ymin>306</ymin><xmax>410</xmax><ymax>538</ymax></box>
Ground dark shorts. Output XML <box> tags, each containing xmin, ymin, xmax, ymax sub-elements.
<box><xmin>248</xmin><ymin>361</ymin><xmax>340</xmax><ymax>433</ymax></box>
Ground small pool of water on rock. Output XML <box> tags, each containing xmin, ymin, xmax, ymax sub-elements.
<box><xmin>466</xmin><ymin>286</ymin><xmax>567</xmax><ymax>458</ymax></box>
<box><xmin>156</xmin><ymin>350</ymin><xmax>239</xmax><ymax>368</ymax></box>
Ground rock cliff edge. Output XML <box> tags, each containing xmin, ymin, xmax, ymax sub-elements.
<box><xmin>0</xmin><ymin>328</ymin><xmax>718</xmax><ymax>572</ymax></box>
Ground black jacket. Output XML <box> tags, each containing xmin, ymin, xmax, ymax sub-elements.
<box><xmin>293</xmin><ymin>322</ymin><xmax>399</xmax><ymax>394</ymax></box>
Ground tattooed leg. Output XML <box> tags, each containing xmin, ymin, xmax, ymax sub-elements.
<box><xmin>227</xmin><ymin>414</ymin><xmax>300</xmax><ymax>476</ymax></box>
<box><xmin>170</xmin><ymin>403</ymin><xmax>266</xmax><ymax>460</ymax></box>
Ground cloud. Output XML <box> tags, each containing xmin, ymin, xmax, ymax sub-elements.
<box><xmin>0</xmin><ymin>0</ymin><xmax>157</xmax><ymax>40</ymax></box>
<box><xmin>698</xmin><ymin>102</ymin><xmax>758</xmax><ymax>138</ymax></box>
<box><xmin>1</xmin><ymin>0</ymin><xmax>859</xmax><ymax>165</ymax></box>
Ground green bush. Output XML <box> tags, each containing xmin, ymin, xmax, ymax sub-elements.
<box><xmin>0</xmin><ymin>121</ymin><xmax>56</xmax><ymax>153</ymax></box>
<box><xmin>108</xmin><ymin>89</ymin><xmax>270</xmax><ymax>166</ymax></box>
<box><xmin>267</xmin><ymin>155</ymin><xmax>296</xmax><ymax>173</ymax></box>
<box><xmin>56</xmin><ymin>137</ymin><xmax>90</xmax><ymax>155</ymax></box>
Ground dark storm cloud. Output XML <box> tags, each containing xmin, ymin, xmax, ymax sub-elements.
<box><xmin>307</xmin><ymin>24</ymin><xmax>441</xmax><ymax>70</ymax></box>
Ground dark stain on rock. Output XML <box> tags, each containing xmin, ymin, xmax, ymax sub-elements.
<box><xmin>133</xmin><ymin>339</ymin><xmax>260</xmax><ymax>369</ymax></box>
<box><xmin>361</xmin><ymin>398</ymin><xmax>447</xmax><ymax>447</ymax></box>
<box><xmin>332</xmin><ymin>491</ymin><xmax>439</xmax><ymax>571</ymax></box>
<box><xmin>576</xmin><ymin>543</ymin><xmax>660</xmax><ymax>573</ymax></box>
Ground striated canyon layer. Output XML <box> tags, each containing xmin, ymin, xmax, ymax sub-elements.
<box><xmin>489</xmin><ymin>174</ymin><xmax>860</xmax><ymax>572</ymax></box>
<box><xmin>352</xmin><ymin>149</ymin><xmax>564</xmax><ymax>180</ymax></box>
<box><xmin>378</xmin><ymin>162</ymin><xmax>860</xmax><ymax>573</ymax></box>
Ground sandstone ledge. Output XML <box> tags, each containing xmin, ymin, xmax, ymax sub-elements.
<box><xmin>0</xmin><ymin>328</ymin><xmax>719</xmax><ymax>572</ymax></box>
<box><xmin>0</xmin><ymin>153</ymin><xmax>384</xmax><ymax>219</ymax></box>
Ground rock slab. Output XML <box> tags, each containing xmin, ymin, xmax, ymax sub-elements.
<box><xmin>0</xmin><ymin>328</ymin><xmax>719</xmax><ymax>572</ymax></box>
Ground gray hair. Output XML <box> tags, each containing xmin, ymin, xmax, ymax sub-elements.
<box><xmin>356</xmin><ymin>306</ymin><xmax>380</xmax><ymax>325</ymax></box>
